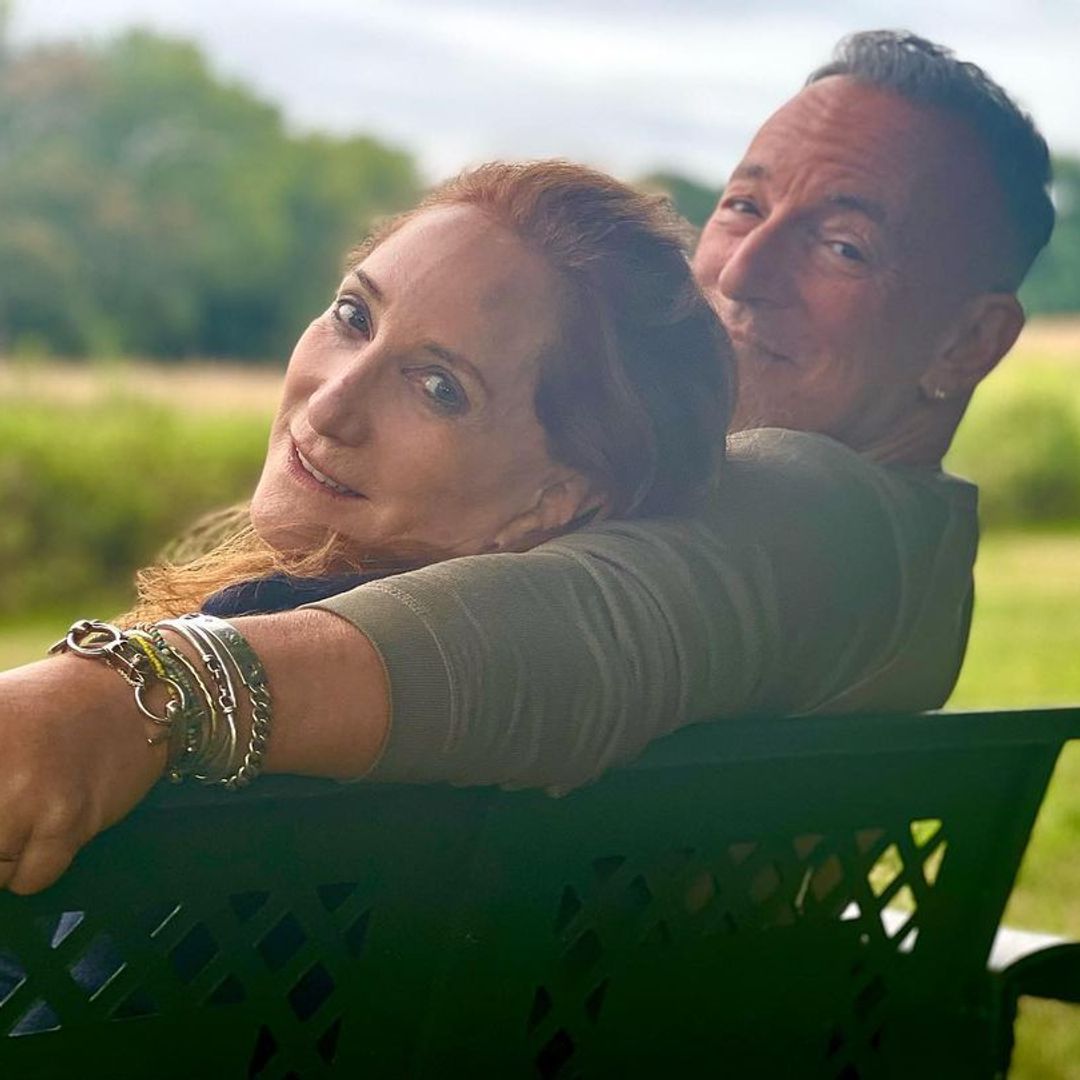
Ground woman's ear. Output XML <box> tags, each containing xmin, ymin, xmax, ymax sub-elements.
<box><xmin>493</xmin><ymin>473</ymin><xmax>605</xmax><ymax>552</ymax></box>
<box><xmin>919</xmin><ymin>293</ymin><xmax>1024</xmax><ymax>400</ymax></box>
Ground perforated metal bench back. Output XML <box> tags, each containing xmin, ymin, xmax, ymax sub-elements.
<box><xmin>0</xmin><ymin>708</ymin><xmax>1075</xmax><ymax>1078</ymax></box>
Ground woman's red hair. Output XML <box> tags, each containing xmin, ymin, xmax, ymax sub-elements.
<box><xmin>129</xmin><ymin>161</ymin><xmax>734</xmax><ymax>621</ymax></box>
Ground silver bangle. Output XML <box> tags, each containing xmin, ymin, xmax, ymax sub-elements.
<box><xmin>165</xmin><ymin>617</ymin><xmax>274</xmax><ymax>794</ymax></box>
<box><xmin>157</xmin><ymin>618</ymin><xmax>239</xmax><ymax>783</ymax></box>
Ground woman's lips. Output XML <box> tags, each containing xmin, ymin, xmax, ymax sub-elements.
<box><xmin>288</xmin><ymin>442</ymin><xmax>364</xmax><ymax>499</ymax></box>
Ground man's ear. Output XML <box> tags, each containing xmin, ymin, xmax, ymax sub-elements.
<box><xmin>919</xmin><ymin>293</ymin><xmax>1024</xmax><ymax>400</ymax></box>
<box><xmin>493</xmin><ymin>473</ymin><xmax>605</xmax><ymax>552</ymax></box>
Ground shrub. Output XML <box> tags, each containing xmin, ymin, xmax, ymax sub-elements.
<box><xmin>947</xmin><ymin>359</ymin><xmax>1080</xmax><ymax>528</ymax></box>
<box><xmin>0</xmin><ymin>391</ymin><xmax>267</xmax><ymax>615</ymax></box>
<box><xmin>2</xmin><ymin>349</ymin><xmax>1077</xmax><ymax>618</ymax></box>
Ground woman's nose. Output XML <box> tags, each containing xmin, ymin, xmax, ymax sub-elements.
<box><xmin>716</xmin><ymin>219</ymin><xmax>796</xmax><ymax>308</ymax></box>
<box><xmin>305</xmin><ymin>347</ymin><xmax>384</xmax><ymax>447</ymax></box>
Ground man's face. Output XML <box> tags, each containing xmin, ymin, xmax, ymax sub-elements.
<box><xmin>693</xmin><ymin>76</ymin><xmax>999</xmax><ymax>448</ymax></box>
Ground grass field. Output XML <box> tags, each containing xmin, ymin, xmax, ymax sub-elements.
<box><xmin>1</xmin><ymin>321</ymin><xmax>1078</xmax><ymax>1075</ymax></box>
<box><xmin>945</xmin><ymin>534</ymin><xmax>1080</xmax><ymax>1079</ymax></box>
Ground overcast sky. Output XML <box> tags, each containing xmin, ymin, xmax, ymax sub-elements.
<box><xmin>10</xmin><ymin>0</ymin><xmax>1080</xmax><ymax>185</ymax></box>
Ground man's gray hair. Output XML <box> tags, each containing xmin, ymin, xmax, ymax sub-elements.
<box><xmin>809</xmin><ymin>30</ymin><xmax>1054</xmax><ymax>288</ymax></box>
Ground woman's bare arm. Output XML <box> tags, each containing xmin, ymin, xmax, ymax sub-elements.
<box><xmin>236</xmin><ymin>609</ymin><xmax>389</xmax><ymax>778</ymax></box>
<box><xmin>0</xmin><ymin>609</ymin><xmax>389</xmax><ymax>895</ymax></box>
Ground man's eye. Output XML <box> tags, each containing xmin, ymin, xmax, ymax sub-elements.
<box><xmin>419</xmin><ymin>370</ymin><xmax>468</xmax><ymax>414</ymax></box>
<box><xmin>826</xmin><ymin>240</ymin><xmax>866</xmax><ymax>262</ymax></box>
<box><xmin>722</xmin><ymin>196</ymin><xmax>759</xmax><ymax>216</ymax></box>
<box><xmin>332</xmin><ymin>297</ymin><xmax>372</xmax><ymax>336</ymax></box>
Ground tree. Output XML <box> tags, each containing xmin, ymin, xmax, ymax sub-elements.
<box><xmin>637</xmin><ymin>170</ymin><xmax>723</xmax><ymax>230</ymax></box>
<box><xmin>0</xmin><ymin>27</ymin><xmax>420</xmax><ymax>359</ymax></box>
<box><xmin>1021</xmin><ymin>156</ymin><xmax>1080</xmax><ymax>316</ymax></box>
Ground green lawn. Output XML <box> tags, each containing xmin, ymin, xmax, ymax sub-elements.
<box><xmin>1</xmin><ymin>532</ymin><xmax>1077</xmax><ymax>1074</ymax></box>
<box><xmin>943</xmin><ymin>533</ymin><xmax>1080</xmax><ymax>1078</ymax></box>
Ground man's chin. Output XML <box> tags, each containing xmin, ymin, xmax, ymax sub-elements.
<box><xmin>729</xmin><ymin>393</ymin><xmax>808</xmax><ymax>433</ymax></box>
<box><xmin>730</xmin><ymin>397</ymin><xmax>776</xmax><ymax>432</ymax></box>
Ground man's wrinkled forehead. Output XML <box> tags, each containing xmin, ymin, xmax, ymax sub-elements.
<box><xmin>738</xmin><ymin>75</ymin><xmax>1007</xmax><ymax>276</ymax></box>
<box><xmin>743</xmin><ymin>79</ymin><xmax>946</xmax><ymax>193</ymax></box>
<box><xmin>729</xmin><ymin>158</ymin><xmax>890</xmax><ymax>226</ymax></box>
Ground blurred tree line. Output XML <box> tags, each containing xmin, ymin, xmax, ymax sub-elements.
<box><xmin>0</xmin><ymin>17</ymin><xmax>420</xmax><ymax>360</ymax></box>
<box><xmin>0</xmin><ymin>12</ymin><xmax>1077</xmax><ymax>364</ymax></box>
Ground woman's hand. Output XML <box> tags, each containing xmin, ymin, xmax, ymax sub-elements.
<box><xmin>0</xmin><ymin>654</ymin><xmax>167</xmax><ymax>895</ymax></box>
<box><xmin>0</xmin><ymin>608</ymin><xmax>388</xmax><ymax>895</ymax></box>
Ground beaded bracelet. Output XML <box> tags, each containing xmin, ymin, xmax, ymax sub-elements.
<box><xmin>49</xmin><ymin>620</ymin><xmax>191</xmax><ymax>741</ymax></box>
<box><xmin>134</xmin><ymin>624</ymin><xmax>222</xmax><ymax>783</ymax></box>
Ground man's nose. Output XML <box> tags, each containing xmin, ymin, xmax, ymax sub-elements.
<box><xmin>716</xmin><ymin>219</ymin><xmax>795</xmax><ymax>307</ymax></box>
<box><xmin>305</xmin><ymin>347</ymin><xmax>384</xmax><ymax>447</ymax></box>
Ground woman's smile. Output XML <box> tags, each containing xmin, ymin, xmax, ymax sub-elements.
<box><xmin>251</xmin><ymin>204</ymin><xmax>576</xmax><ymax>558</ymax></box>
<box><xmin>288</xmin><ymin>441</ymin><xmax>365</xmax><ymax>500</ymax></box>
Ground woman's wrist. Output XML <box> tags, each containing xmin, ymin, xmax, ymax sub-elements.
<box><xmin>6</xmin><ymin>651</ymin><xmax>171</xmax><ymax>788</ymax></box>
<box><xmin>49</xmin><ymin>616</ymin><xmax>273</xmax><ymax>791</ymax></box>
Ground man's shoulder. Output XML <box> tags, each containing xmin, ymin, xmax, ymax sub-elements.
<box><xmin>713</xmin><ymin>427</ymin><xmax>976</xmax><ymax>527</ymax></box>
<box><xmin>545</xmin><ymin>426</ymin><xmax>976</xmax><ymax>566</ymax></box>
<box><xmin>726</xmin><ymin>427</ymin><xmax>974</xmax><ymax>497</ymax></box>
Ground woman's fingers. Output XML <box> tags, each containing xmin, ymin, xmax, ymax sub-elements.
<box><xmin>0</xmin><ymin>835</ymin><xmax>83</xmax><ymax>896</ymax></box>
<box><xmin>0</xmin><ymin>851</ymin><xmax>22</xmax><ymax>894</ymax></box>
<box><xmin>0</xmin><ymin>655</ymin><xmax>169</xmax><ymax>896</ymax></box>
<box><xmin>4</xmin><ymin>835</ymin><xmax>81</xmax><ymax>897</ymax></box>
<box><xmin>0</xmin><ymin>831</ymin><xmax>31</xmax><ymax>892</ymax></box>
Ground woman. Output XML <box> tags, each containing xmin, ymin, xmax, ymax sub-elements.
<box><xmin>0</xmin><ymin>160</ymin><xmax>732</xmax><ymax>896</ymax></box>
<box><xmin>132</xmin><ymin>160</ymin><xmax>731</xmax><ymax>621</ymax></box>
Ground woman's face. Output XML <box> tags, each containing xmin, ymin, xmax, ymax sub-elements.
<box><xmin>252</xmin><ymin>204</ymin><xmax>589</xmax><ymax>560</ymax></box>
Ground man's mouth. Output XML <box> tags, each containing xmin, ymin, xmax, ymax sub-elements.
<box><xmin>726</xmin><ymin>328</ymin><xmax>793</xmax><ymax>364</ymax></box>
<box><xmin>291</xmin><ymin>442</ymin><xmax>363</xmax><ymax>498</ymax></box>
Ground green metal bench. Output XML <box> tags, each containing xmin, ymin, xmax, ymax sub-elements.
<box><xmin>1</xmin><ymin>707</ymin><xmax>1078</xmax><ymax>1078</ymax></box>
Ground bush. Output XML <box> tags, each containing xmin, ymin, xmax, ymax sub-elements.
<box><xmin>1</xmin><ymin>347</ymin><xmax>1077</xmax><ymax>619</ymax></box>
<box><xmin>946</xmin><ymin>359</ymin><xmax>1080</xmax><ymax>529</ymax></box>
<box><xmin>0</xmin><ymin>392</ymin><xmax>267</xmax><ymax>615</ymax></box>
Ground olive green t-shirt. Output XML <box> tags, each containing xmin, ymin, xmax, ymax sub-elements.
<box><xmin>311</xmin><ymin>428</ymin><xmax>978</xmax><ymax>792</ymax></box>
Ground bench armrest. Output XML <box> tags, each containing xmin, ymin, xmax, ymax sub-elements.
<box><xmin>1000</xmin><ymin>942</ymin><xmax>1080</xmax><ymax>1005</ymax></box>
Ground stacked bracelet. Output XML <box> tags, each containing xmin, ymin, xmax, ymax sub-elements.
<box><xmin>157</xmin><ymin>615</ymin><xmax>273</xmax><ymax>789</ymax></box>
<box><xmin>48</xmin><ymin>621</ymin><xmax>192</xmax><ymax>746</ymax></box>
<box><xmin>157</xmin><ymin>618</ymin><xmax>240</xmax><ymax>783</ymax></box>
<box><xmin>49</xmin><ymin>615</ymin><xmax>273</xmax><ymax>791</ymax></box>
<box><xmin>180</xmin><ymin>615</ymin><xmax>273</xmax><ymax>791</ymax></box>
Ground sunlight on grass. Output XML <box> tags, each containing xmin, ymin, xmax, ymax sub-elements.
<box><xmin>946</xmin><ymin>532</ymin><xmax>1080</xmax><ymax>1080</ymax></box>
<box><xmin>0</xmin><ymin>621</ymin><xmax>60</xmax><ymax>671</ymax></box>
<box><xmin>951</xmin><ymin>533</ymin><xmax>1080</xmax><ymax>709</ymax></box>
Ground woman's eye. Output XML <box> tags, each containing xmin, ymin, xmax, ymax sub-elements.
<box><xmin>332</xmin><ymin>297</ymin><xmax>372</xmax><ymax>336</ymax></box>
<box><xmin>419</xmin><ymin>371</ymin><xmax>468</xmax><ymax>414</ymax></box>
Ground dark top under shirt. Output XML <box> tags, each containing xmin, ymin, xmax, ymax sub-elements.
<box><xmin>201</xmin><ymin>571</ymin><xmax>394</xmax><ymax>617</ymax></box>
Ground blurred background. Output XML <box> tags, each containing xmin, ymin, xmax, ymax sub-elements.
<box><xmin>0</xmin><ymin>1</ymin><xmax>1077</xmax><ymax>1072</ymax></box>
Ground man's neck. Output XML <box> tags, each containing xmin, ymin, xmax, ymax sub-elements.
<box><xmin>856</xmin><ymin>402</ymin><xmax>968</xmax><ymax>468</ymax></box>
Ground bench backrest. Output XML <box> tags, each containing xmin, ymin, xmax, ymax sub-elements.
<box><xmin>1</xmin><ymin>707</ymin><xmax>1076</xmax><ymax>1078</ymax></box>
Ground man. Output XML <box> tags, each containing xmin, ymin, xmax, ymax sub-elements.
<box><xmin>293</xmin><ymin>30</ymin><xmax>1053</xmax><ymax>787</ymax></box>
<box><xmin>693</xmin><ymin>31</ymin><xmax>1051</xmax><ymax>462</ymax></box>
<box><xmin>0</xmin><ymin>32</ymin><xmax>1055</xmax><ymax>895</ymax></box>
